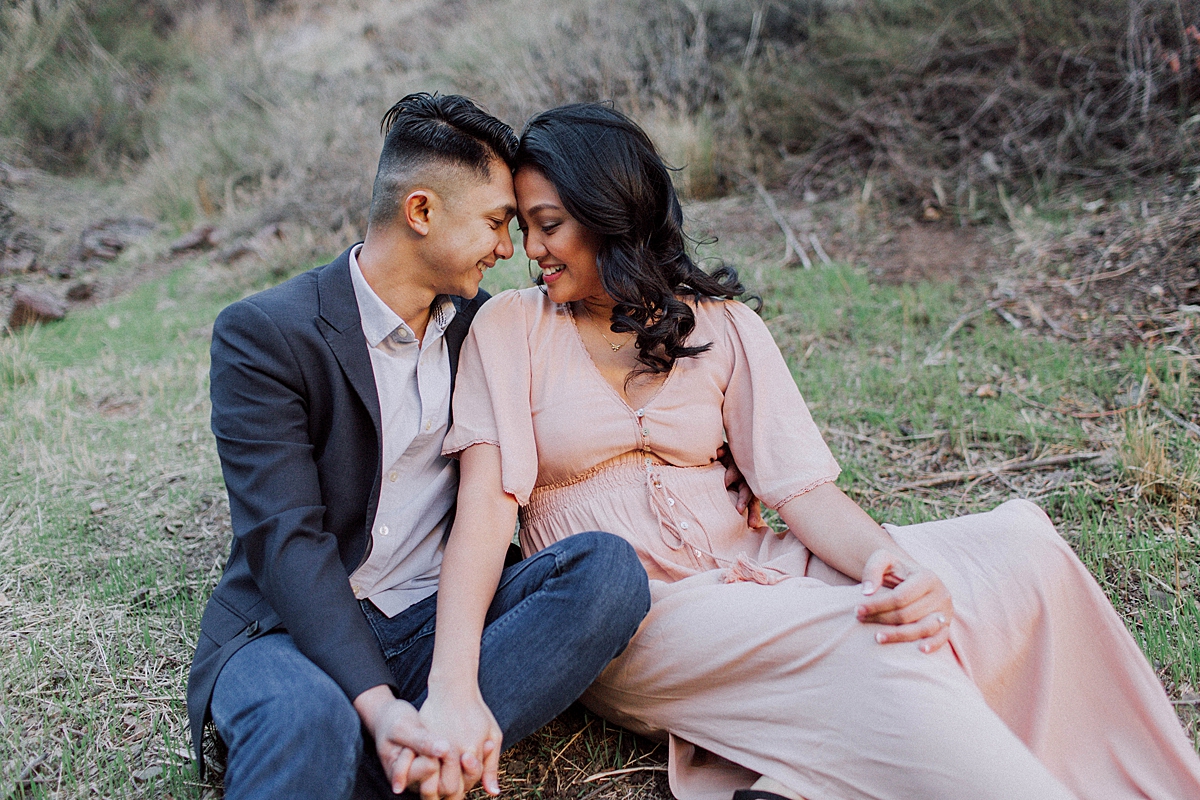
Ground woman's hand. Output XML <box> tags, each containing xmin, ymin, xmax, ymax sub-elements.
<box><xmin>717</xmin><ymin>444</ymin><xmax>765</xmax><ymax>528</ymax></box>
<box><xmin>417</xmin><ymin>685</ymin><xmax>503</xmax><ymax>799</ymax></box>
<box><xmin>856</xmin><ymin>549</ymin><xmax>954</xmax><ymax>654</ymax></box>
<box><xmin>354</xmin><ymin>686</ymin><xmax>451</xmax><ymax>797</ymax></box>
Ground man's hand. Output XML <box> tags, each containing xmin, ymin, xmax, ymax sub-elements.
<box><xmin>855</xmin><ymin>549</ymin><xmax>954</xmax><ymax>654</ymax></box>
<box><xmin>354</xmin><ymin>686</ymin><xmax>451</xmax><ymax>796</ymax></box>
<box><xmin>418</xmin><ymin>686</ymin><xmax>502</xmax><ymax>799</ymax></box>
<box><xmin>717</xmin><ymin>444</ymin><xmax>764</xmax><ymax>528</ymax></box>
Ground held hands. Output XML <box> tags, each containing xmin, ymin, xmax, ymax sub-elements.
<box><xmin>364</xmin><ymin>695</ymin><xmax>451</xmax><ymax>797</ymax></box>
<box><xmin>856</xmin><ymin>549</ymin><xmax>954</xmax><ymax>654</ymax></box>
<box><xmin>415</xmin><ymin>685</ymin><xmax>503</xmax><ymax>800</ymax></box>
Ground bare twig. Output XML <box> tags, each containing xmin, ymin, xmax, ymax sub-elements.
<box><xmin>583</xmin><ymin>765</ymin><xmax>668</xmax><ymax>783</ymax></box>
<box><xmin>745</xmin><ymin>173</ymin><xmax>813</xmax><ymax>268</ymax></box>
<box><xmin>993</xmin><ymin>305</ymin><xmax>1025</xmax><ymax>330</ymax></box>
<box><xmin>1155</xmin><ymin>402</ymin><xmax>1200</xmax><ymax>438</ymax></box>
<box><xmin>923</xmin><ymin>304</ymin><xmax>995</xmax><ymax>366</ymax></box>
<box><xmin>895</xmin><ymin>451</ymin><xmax>1106</xmax><ymax>490</ymax></box>
<box><xmin>808</xmin><ymin>233</ymin><xmax>832</xmax><ymax>264</ymax></box>
<box><xmin>5</xmin><ymin>753</ymin><xmax>48</xmax><ymax>800</ymax></box>
<box><xmin>742</xmin><ymin>3</ymin><xmax>765</xmax><ymax>72</ymax></box>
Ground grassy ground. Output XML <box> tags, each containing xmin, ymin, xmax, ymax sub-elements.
<box><xmin>1</xmin><ymin>218</ymin><xmax>1197</xmax><ymax>799</ymax></box>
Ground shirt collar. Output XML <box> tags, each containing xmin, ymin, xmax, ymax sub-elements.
<box><xmin>348</xmin><ymin>244</ymin><xmax>456</xmax><ymax>348</ymax></box>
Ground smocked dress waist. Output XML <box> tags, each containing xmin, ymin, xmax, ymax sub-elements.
<box><xmin>520</xmin><ymin>452</ymin><xmax>804</xmax><ymax>585</ymax></box>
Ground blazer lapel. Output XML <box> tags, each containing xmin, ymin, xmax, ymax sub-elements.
<box><xmin>315</xmin><ymin>247</ymin><xmax>382</xmax><ymax>440</ymax></box>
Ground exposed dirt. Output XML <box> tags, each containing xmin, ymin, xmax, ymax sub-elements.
<box><xmin>863</xmin><ymin>221</ymin><xmax>1007</xmax><ymax>286</ymax></box>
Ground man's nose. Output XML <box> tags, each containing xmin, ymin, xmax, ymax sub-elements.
<box><xmin>496</xmin><ymin>224</ymin><xmax>515</xmax><ymax>260</ymax></box>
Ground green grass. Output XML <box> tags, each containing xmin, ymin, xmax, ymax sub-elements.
<box><xmin>0</xmin><ymin>242</ymin><xmax>1195</xmax><ymax>798</ymax></box>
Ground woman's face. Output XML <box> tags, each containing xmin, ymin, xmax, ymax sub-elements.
<box><xmin>514</xmin><ymin>167</ymin><xmax>607</xmax><ymax>306</ymax></box>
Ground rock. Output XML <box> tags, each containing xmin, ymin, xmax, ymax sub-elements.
<box><xmin>131</xmin><ymin>765</ymin><xmax>162</xmax><ymax>782</ymax></box>
<box><xmin>89</xmin><ymin>500</ymin><xmax>109</xmax><ymax>514</ymax></box>
<box><xmin>66</xmin><ymin>281</ymin><xmax>96</xmax><ymax>301</ymax></box>
<box><xmin>169</xmin><ymin>224</ymin><xmax>215</xmax><ymax>252</ymax></box>
<box><xmin>8</xmin><ymin>287</ymin><xmax>66</xmax><ymax>328</ymax></box>
<box><xmin>50</xmin><ymin>263</ymin><xmax>75</xmax><ymax>280</ymax></box>
<box><xmin>215</xmin><ymin>240</ymin><xmax>260</xmax><ymax>264</ymax></box>
<box><xmin>74</xmin><ymin>217</ymin><xmax>158</xmax><ymax>262</ymax></box>
<box><xmin>0</xmin><ymin>250</ymin><xmax>36</xmax><ymax>274</ymax></box>
<box><xmin>0</xmin><ymin>162</ymin><xmax>34</xmax><ymax>187</ymax></box>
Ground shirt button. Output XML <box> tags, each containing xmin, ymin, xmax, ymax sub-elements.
<box><xmin>378</xmin><ymin>525</ymin><xmax>389</xmax><ymax>537</ymax></box>
<box><xmin>679</xmin><ymin>521</ymin><xmax>689</xmax><ymax>530</ymax></box>
<box><xmin>424</xmin><ymin>420</ymin><xmax>432</xmax><ymax>431</ymax></box>
<box><xmin>388</xmin><ymin>471</ymin><xmax>398</xmax><ymax>482</ymax></box>
<box><xmin>351</xmin><ymin>584</ymin><xmax>361</xmax><ymax>594</ymax></box>
<box><xmin>693</xmin><ymin>548</ymin><xmax>702</xmax><ymax>558</ymax></box>
<box><xmin>635</xmin><ymin>409</ymin><xmax>644</xmax><ymax>418</ymax></box>
<box><xmin>667</xmin><ymin>498</ymin><xmax>675</xmax><ymax>506</ymax></box>
<box><xmin>642</xmin><ymin>427</ymin><xmax>650</xmax><ymax>436</ymax></box>
<box><xmin>645</xmin><ymin>458</ymin><xmax>652</xmax><ymax>465</ymax></box>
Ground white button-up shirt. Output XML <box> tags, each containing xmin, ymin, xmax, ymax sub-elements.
<box><xmin>346</xmin><ymin>244</ymin><xmax>458</xmax><ymax>617</ymax></box>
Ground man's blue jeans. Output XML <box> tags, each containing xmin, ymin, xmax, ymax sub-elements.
<box><xmin>209</xmin><ymin>531</ymin><xmax>650</xmax><ymax>800</ymax></box>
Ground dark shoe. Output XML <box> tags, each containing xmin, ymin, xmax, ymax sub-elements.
<box><xmin>733</xmin><ymin>791</ymin><xmax>793</xmax><ymax>800</ymax></box>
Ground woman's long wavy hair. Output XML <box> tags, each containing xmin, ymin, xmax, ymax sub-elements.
<box><xmin>515</xmin><ymin>103</ymin><xmax>751</xmax><ymax>378</ymax></box>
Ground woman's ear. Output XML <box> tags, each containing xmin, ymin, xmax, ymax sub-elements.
<box><xmin>403</xmin><ymin>190</ymin><xmax>434</xmax><ymax>236</ymax></box>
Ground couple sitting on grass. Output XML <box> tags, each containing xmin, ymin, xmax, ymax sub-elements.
<box><xmin>186</xmin><ymin>92</ymin><xmax>1200</xmax><ymax>800</ymax></box>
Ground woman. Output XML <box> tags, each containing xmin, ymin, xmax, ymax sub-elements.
<box><xmin>428</xmin><ymin>103</ymin><xmax>1200</xmax><ymax>800</ymax></box>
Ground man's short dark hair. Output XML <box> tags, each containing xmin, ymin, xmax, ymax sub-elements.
<box><xmin>369</xmin><ymin>92</ymin><xmax>518</xmax><ymax>227</ymax></box>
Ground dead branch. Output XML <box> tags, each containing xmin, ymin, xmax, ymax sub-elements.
<box><xmin>746</xmin><ymin>173</ymin><xmax>812</xmax><ymax>268</ymax></box>
<box><xmin>923</xmin><ymin>303</ymin><xmax>999</xmax><ymax>366</ymax></box>
<box><xmin>1155</xmin><ymin>402</ymin><xmax>1200</xmax><ymax>438</ymax></box>
<box><xmin>809</xmin><ymin>233</ymin><xmax>832</xmax><ymax>264</ymax></box>
<box><xmin>895</xmin><ymin>451</ymin><xmax>1106</xmax><ymax>490</ymax></box>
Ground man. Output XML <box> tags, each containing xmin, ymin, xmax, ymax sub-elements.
<box><xmin>186</xmin><ymin>92</ymin><xmax>652</xmax><ymax>800</ymax></box>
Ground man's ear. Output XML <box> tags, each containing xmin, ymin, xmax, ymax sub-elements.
<box><xmin>402</xmin><ymin>190</ymin><xmax>435</xmax><ymax>236</ymax></box>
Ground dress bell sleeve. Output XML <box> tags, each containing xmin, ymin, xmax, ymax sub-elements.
<box><xmin>721</xmin><ymin>301</ymin><xmax>841</xmax><ymax>510</ymax></box>
<box><xmin>443</xmin><ymin>290</ymin><xmax>539</xmax><ymax>505</ymax></box>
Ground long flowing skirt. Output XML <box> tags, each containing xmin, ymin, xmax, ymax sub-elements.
<box><xmin>578</xmin><ymin>499</ymin><xmax>1200</xmax><ymax>800</ymax></box>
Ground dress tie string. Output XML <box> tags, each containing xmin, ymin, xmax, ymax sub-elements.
<box><xmin>644</xmin><ymin>463</ymin><xmax>788</xmax><ymax>586</ymax></box>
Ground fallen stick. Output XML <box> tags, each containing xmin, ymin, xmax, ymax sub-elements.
<box><xmin>895</xmin><ymin>451</ymin><xmax>1105</xmax><ymax>490</ymax></box>
<box><xmin>7</xmin><ymin>753</ymin><xmax>48</xmax><ymax>800</ymax></box>
<box><xmin>746</xmin><ymin>174</ymin><xmax>813</xmax><ymax>268</ymax></box>
<box><xmin>993</xmin><ymin>305</ymin><xmax>1024</xmax><ymax>330</ymax></box>
<box><xmin>809</xmin><ymin>232</ymin><xmax>832</xmax><ymax>264</ymax></box>
<box><xmin>1155</xmin><ymin>401</ymin><xmax>1200</xmax><ymax>438</ymax></box>
<box><xmin>583</xmin><ymin>765</ymin><xmax>669</xmax><ymax>783</ymax></box>
<box><xmin>923</xmin><ymin>306</ymin><xmax>988</xmax><ymax>366</ymax></box>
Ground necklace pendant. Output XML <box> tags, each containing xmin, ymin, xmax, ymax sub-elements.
<box><xmin>609</xmin><ymin>342</ymin><xmax>623</xmax><ymax>352</ymax></box>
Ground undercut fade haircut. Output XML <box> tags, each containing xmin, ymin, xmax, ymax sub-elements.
<box><xmin>368</xmin><ymin>92</ymin><xmax>518</xmax><ymax>228</ymax></box>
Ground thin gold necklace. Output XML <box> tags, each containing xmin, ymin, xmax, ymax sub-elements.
<box><xmin>581</xmin><ymin>304</ymin><xmax>635</xmax><ymax>352</ymax></box>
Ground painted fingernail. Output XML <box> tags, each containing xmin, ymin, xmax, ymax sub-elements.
<box><xmin>936</xmin><ymin>613</ymin><xmax>947</xmax><ymax>625</ymax></box>
<box><xmin>862</xmin><ymin>582</ymin><xmax>875</xmax><ymax>595</ymax></box>
<box><xmin>921</xmin><ymin>643</ymin><xmax>932</xmax><ymax>653</ymax></box>
<box><xmin>875</xmin><ymin>631</ymin><xmax>886</xmax><ymax>643</ymax></box>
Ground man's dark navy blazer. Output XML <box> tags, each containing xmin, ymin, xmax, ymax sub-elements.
<box><xmin>186</xmin><ymin>245</ymin><xmax>488</xmax><ymax>767</ymax></box>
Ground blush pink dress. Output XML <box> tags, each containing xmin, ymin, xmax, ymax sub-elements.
<box><xmin>443</xmin><ymin>287</ymin><xmax>1200</xmax><ymax>800</ymax></box>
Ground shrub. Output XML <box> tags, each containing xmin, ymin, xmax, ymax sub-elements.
<box><xmin>0</xmin><ymin>0</ymin><xmax>188</xmax><ymax>172</ymax></box>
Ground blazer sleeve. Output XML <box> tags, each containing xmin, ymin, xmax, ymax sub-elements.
<box><xmin>209</xmin><ymin>299</ymin><xmax>396</xmax><ymax>701</ymax></box>
<box><xmin>442</xmin><ymin>291</ymin><xmax>539</xmax><ymax>505</ymax></box>
<box><xmin>721</xmin><ymin>301</ymin><xmax>841</xmax><ymax>511</ymax></box>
